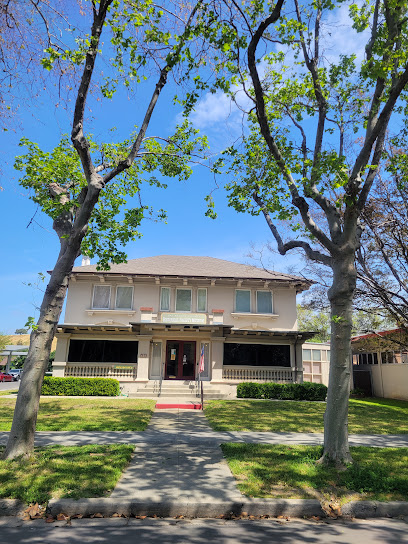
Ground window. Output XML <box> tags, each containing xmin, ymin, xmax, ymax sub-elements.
<box><xmin>224</xmin><ymin>343</ymin><xmax>291</xmax><ymax>367</ymax></box>
<box><xmin>160</xmin><ymin>287</ymin><xmax>171</xmax><ymax>312</ymax></box>
<box><xmin>68</xmin><ymin>340</ymin><xmax>138</xmax><ymax>363</ymax></box>
<box><xmin>176</xmin><ymin>288</ymin><xmax>192</xmax><ymax>312</ymax></box>
<box><xmin>235</xmin><ymin>290</ymin><xmax>251</xmax><ymax>312</ymax></box>
<box><xmin>256</xmin><ymin>291</ymin><xmax>273</xmax><ymax>313</ymax></box>
<box><xmin>312</xmin><ymin>349</ymin><xmax>322</xmax><ymax>361</ymax></box>
<box><xmin>197</xmin><ymin>288</ymin><xmax>207</xmax><ymax>312</ymax></box>
<box><xmin>92</xmin><ymin>285</ymin><xmax>111</xmax><ymax>309</ymax></box>
<box><xmin>115</xmin><ymin>286</ymin><xmax>133</xmax><ymax>309</ymax></box>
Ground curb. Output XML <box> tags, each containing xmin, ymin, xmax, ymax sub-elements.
<box><xmin>46</xmin><ymin>498</ymin><xmax>408</xmax><ymax>519</ymax></box>
<box><xmin>0</xmin><ymin>500</ymin><xmax>26</xmax><ymax>517</ymax></box>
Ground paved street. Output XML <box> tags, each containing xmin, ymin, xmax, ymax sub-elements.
<box><xmin>0</xmin><ymin>381</ymin><xmax>20</xmax><ymax>392</ymax></box>
<box><xmin>0</xmin><ymin>517</ymin><xmax>407</xmax><ymax>544</ymax></box>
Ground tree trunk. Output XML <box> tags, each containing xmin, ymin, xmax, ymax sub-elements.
<box><xmin>319</xmin><ymin>253</ymin><xmax>356</xmax><ymax>466</ymax></box>
<box><xmin>2</xmin><ymin>248</ymin><xmax>78</xmax><ymax>459</ymax></box>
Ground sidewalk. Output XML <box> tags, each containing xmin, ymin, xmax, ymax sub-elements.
<box><xmin>110</xmin><ymin>410</ymin><xmax>242</xmax><ymax>502</ymax></box>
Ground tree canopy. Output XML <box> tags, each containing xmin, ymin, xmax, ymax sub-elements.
<box><xmin>202</xmin><ymin>0</ymin><xmax>408</xmax><ymax>465</ymax></box>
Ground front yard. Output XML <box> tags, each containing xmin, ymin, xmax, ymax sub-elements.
<box><xmin>222</xmin><ymin>444</ymin><xmax>408</xmax><ymax>502</ymax></box>
<box><xmin>0</xmin><ymin>397</ymin><xmax>156</xmax><ymax>431</ymax></box>
<box><xmin>205</xmin><ymin>398</ymin><xmax>408</xmax><ymax>434</ymax></box>
<box><xmin>0</xmin><ymin>444</ymin><xmax>134</xmax><ymax>504</ymax></box>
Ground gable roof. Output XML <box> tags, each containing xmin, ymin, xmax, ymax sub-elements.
<box><xmin>72</xmin><ymin>255</ymin><xmax>311</xmax><ymax>288</ymax></box>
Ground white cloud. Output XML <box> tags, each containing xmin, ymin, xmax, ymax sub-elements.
<box><xmin>189</xmin><ymin>91</ymin><xmax>239</xmax><ymax>129</ymax></box>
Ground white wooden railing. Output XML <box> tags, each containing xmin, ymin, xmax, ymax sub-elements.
<box><xmin>65</xmin><ymin>363</ymin><xmax>137</xmax><ymax>380</ymax></box>
<box><xmin>222</xmin><ymin>366</ymin><xmax>294</xmax><ymax>382</ymax></box>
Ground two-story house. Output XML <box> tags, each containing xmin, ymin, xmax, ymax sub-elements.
<box><xmin>53</xmin><ymin>255</ymin><xmax>315</xmax><ymax>396</ymax></box>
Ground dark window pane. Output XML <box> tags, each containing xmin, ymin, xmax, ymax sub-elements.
<box><xmin>223</xmin><ymin>343</ymin><xmax>291</xmax><ymax>367</ymax></box>
<box><xmin>68</xmin><ymin>340</ymin><xmax>138</xmax><ymax>363</ymax></box>
<box><xmin>373</xmin><ymin>353</ymin><xmax>378</xmax><ymax>364</ymax></box>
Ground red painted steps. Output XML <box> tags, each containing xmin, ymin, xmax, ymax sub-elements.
<box><xmin>155</xmin><ymin>402</ymin><xmax>202</xmax><ymax>410</ymax></box>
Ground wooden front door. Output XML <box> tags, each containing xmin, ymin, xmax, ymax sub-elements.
<box><xmin>165</xmin><ymin>341</ymin><xmax>196</xmax><ymax>380</ymax></box>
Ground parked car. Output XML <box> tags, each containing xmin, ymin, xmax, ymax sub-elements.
<box><xmin>0</xmin><ymin>372</ymin><xmax>13</xmax><ymax>382</ymax></box>
<box><xmin>8</xmin><ymin>369</ymin><xmax>22</xmax><ymax>381</ymax></box>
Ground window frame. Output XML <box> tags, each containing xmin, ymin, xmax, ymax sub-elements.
<box><xmin>115</xmin><ymin>285</ymin><xmax>134</xmax><ymax>310</ymax></box>
<box><xmin>175</xmin><ymin>287</ymin><xmax>192</xmax><ymax>312</ymax></box>
<box><xmin>160</xmin><ymin>287</ymin><xmax>171</xmax><ymax>312</ymax></box>
<box><xmin>92</xmin><ymin>284</ymin><xmax>111</xmax><ymax>310</ymax></box>
<box><xmin>235</xmin><ymin>289</ymin><xmax>251</xmax><ymax>313</ymax></box>
<box><xmin>197</xmin><ymin>288</ymin><xmax>207</xmax><ymax>313</ymax></box>
<box><xmin>256</xmin><ymin>290</ymin><xmax>273</xmax><ymax>314</ymax></box>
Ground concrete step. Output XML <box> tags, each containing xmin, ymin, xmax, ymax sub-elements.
<box><xmin>129</xmin><ymin>392</ymin><xmax>229</xmax><ymax>399</ymax></box>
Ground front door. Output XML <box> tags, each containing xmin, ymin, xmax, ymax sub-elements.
<box><xmin>165</xmin><ymin>341</ymin><xmax>196</xmax><ymax>380</ymax></box>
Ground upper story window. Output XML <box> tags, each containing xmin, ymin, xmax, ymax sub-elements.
<box><xmin>235</xmin><ymin>290</ymin><xmax>251</xmax><ymax>313</ymax></box>
<box><xmin>160</xmin><ymin>287</ymin><xmax>171</xmax><ymax>312</ymax></box>
<box><xmin>115</xmin><ymin>286</ymin><xmax>133</xmax><ymax>310</ymax></box>
<box><xmin>256</xmin><ymin>290</ymin><xmax>273</xmax><ymax>314</ymax></box>
<box><xmin>176</xmin><ymin>288</ymin><xmax>192</xmax><ymax>312</ymax></box>
<box><xmin>197</xmin><ymin>288</ymin><xmax>207</xmax><ymax>312</ymax></box>
<box><xmin>92</xmin><ymin>285</ymin><xmax>111</xmax><ymax>309</ymax></box>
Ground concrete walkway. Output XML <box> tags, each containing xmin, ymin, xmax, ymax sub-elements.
<box><xmin>111</xmin><ymin>411</ymin><xmax>242</xmax><ymax>502</ymax></box>
<box><xmin>1</xmin><ymin>409</ymin><xmax>407</xmax><ymax>449</ymax></box>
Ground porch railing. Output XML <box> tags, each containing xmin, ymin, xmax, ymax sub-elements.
<box><xmin>222</xmin><ymin>366</ymin><xmax>294</xmax><ymax>382</ymax></box>
<box><xmin>65</xmin><ymin>363</ymin><xmax>137</xmax><ymax>380</ymax></box>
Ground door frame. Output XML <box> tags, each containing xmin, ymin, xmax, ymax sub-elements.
<box><xmin>165</xmin><ymin>340</ymin><xmax>196</xmax><ymax>380</ymax></box>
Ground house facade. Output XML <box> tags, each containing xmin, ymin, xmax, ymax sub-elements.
<box><xmin>53</xmin><ymin>255</ymin><xmax>314</xmax><ymax>395</ymax></box>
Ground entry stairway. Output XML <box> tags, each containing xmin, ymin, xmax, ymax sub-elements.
<box><xmin>128</xmin><ymin>380</ymin><xmax>230</xmax><ymax>400</ymax></box>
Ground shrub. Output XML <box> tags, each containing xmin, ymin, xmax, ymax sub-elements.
<box><xmin>237</xmin><ymin>381</ymin><xmax>327</xmax><ymax>401</ymax></box>
<box><xmin>41</xmin><ymin>376</ymin><xmax>120</xmax><ymax>397</ymax></box>
<box><xmin>237</xmin><ymin>382</ymin><xmax>263</xmax><ymax>399</ymax></box>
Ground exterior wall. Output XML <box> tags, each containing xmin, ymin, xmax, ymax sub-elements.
<box><xmin>302</xmin><ymin>343</ymin><xmax>330</xmax><ymax>386</ymax></box>
<box><xmin>352</xmin><ymin>333</ymin><xmax>408</xmax><ymax>400</ymax></box>
<box><xmin>353</xmin><ymin>351</ymin><xmax>408</xmax><ymax>401</ymax></box>
<box><xmin>64</xmin><ymin>279</ymin><xmax>298</xmax><ymax>331</ymax></box>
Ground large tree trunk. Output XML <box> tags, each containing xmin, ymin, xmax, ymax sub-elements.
<box><xmin>2</xmin><ymin>245</ymin><xmax>79</xmax><ymax>459</ymax></box>
<box><xmin>319</xmin><ymin>253</ymin><xmax>356</xmax><ymax>466</ymax></box>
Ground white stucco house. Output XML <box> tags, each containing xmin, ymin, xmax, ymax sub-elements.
<box><xmin>53</xmin><ymin>255</ymin><xmax>315</xmax><ymax>396</ymax></box>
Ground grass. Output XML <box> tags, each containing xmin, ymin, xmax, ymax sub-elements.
<box><xmin>0</xmin><ymin>444</ymin><xmax>134</xmax><ymax>504</ymax></box>
<box><xmin>221</xmin><ymin>444</ymin><xmax>408</xmax><ymax>502</ymax></box>
<box><xmin>205</xmin><ymin>398</ymin><xmax>408</xmax><ymax>434</ymax></box>
<box><xmin>0</xmin><ymin>390</ymin><xmax>18</xmax><ymax>396</ymax></box>
<box><xmin>0</xmin><ymin>397</ymin><xmax>156</xmax><ymax>431</ymax></box>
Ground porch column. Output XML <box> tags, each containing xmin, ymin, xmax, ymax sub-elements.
<box><xmin>211</xmin><ymin>337</ymin><xmax>225</xmax><ymax>381</ymax></box>
<box><xmin>136</xmin><ymin>336</ymin><xmax>152</xmax><ymax>381</ymax></box>
<box><xmin>53</xmin><ymin>334</ymin><xmax>70</xmax><ymax>377</ymax></box>
<box><xmin>295</xmin><ymin>340</ymin><xmax>303</xmax><ymax>383</ymax></box>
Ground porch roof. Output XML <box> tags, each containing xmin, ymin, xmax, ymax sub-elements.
<box><xmin>57</xmin><ymin>324</ymin><xmax>133</xmax><ymax>334</ymax></box>
<box><xmin>225</xmin><ymin>329</ymin><xmax>317</xmax><ymax>341</ymax></box>
<box><xmin>56</xmin><ymin>323</ymin><xmax>317</xmax><ymax>341</ymax></box>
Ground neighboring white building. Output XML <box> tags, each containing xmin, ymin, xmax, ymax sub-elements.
<box><xmin>352</xmin><ymin>329</ymin><xmax>408</xmax><ymax>400</ymax></box>
<box><xmin>53</xmin><ymin>255</ymin><xmax>315</xmax><ymax>396</ymax></box>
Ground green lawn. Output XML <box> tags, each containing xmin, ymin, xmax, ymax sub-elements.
<box><xmin>205</xmin><ymin>398</ymin><xmax>408</xmax><ymax>434</ymax></box>
<box><xmin>222</xmin><ymin>444</ymin><xmax>408</xmax><ymax>502</ymax></box>
<box><xmin>0</xmin><ymin>390</ymin><xmax>18</xmax><ymax>396</ymax></box>
<box><xmin>0</xmin><ymin>397</ymin><xmax>156</xmax><ymax>431</ymax></box>
<box><xmin>0</xmin><ymin>444</ymin><xmax>134</xmax><ymax>504</ymax></box>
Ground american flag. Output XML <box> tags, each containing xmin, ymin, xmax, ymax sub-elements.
<box><xmin>198</xmin><ymin>345</ymin><xmax>205</xmax><ymax>374</ymax></box>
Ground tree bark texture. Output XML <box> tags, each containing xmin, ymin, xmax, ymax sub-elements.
<box><xmin>319</xmin><ymin>253</ymin><xmax>356</xmax><ymax>466</ymax></box>
<box><xmin>2</xmin><ymin>244</ymin><xmax>80</xmax><ymax>459</ymax></box>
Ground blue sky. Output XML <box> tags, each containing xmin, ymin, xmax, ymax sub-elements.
<box><xmin>0</xmin><ymin>2</ymin><xmax>371</xmax><ymax>334</ymax></box>
<box><xmin>0</xmin><ymin>70</ymin><xmax>303</xmax><ymax>334</ymax></box>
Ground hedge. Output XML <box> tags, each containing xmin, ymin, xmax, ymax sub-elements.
<box><xmin>237</xmin><ymin>381</ymin><xmax>327</xmax><ymax>401</ymax></box>
<box><xmin>41</xmin><ymin>376</ymin><xmax>120</xmax><ymax>397</ymax></box>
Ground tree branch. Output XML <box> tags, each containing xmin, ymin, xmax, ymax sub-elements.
<box><xmin>253</xmin><ymin>191</ymin><xmax>332</xmax><ymax>266</ymax></box>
